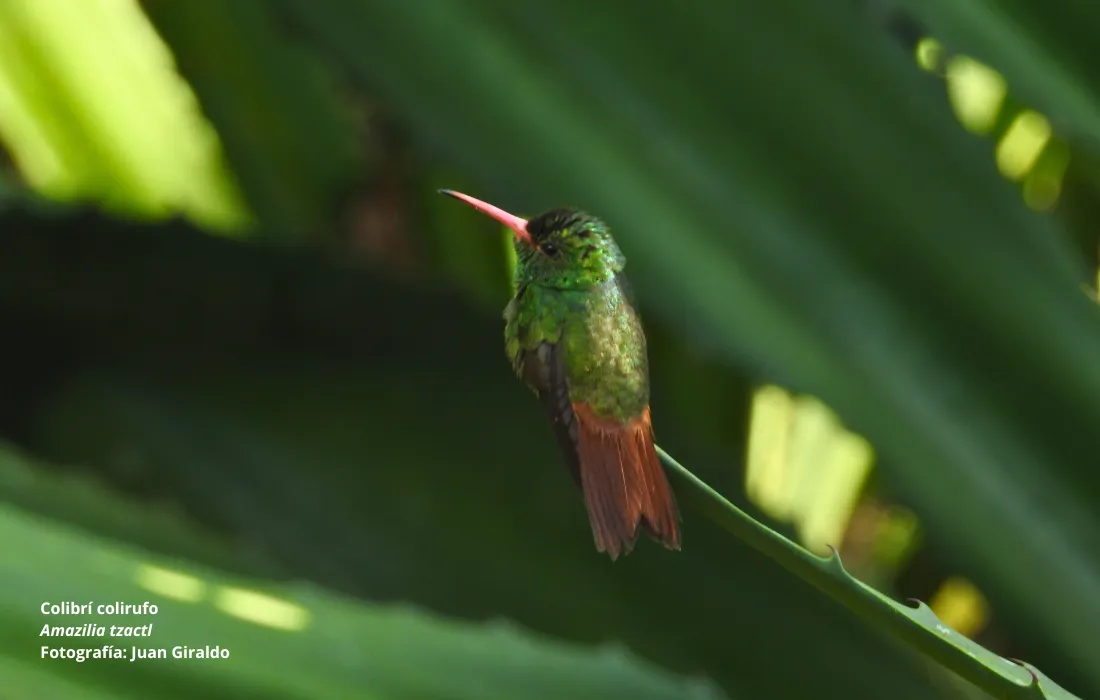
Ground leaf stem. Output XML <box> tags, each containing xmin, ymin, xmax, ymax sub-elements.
<box><xmin>657</xmin><ymin>446</ymin><xmax>1074</xmax><ymax>700</ymax></box>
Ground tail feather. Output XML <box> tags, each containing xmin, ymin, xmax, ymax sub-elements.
<box><xmin>572</xmin><ymin>403</ymin><xmax>681</xmax><ymax>560</ymax></box>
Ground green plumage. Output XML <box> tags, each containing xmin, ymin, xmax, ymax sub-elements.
<box><xmin>503</xmin><ymin>210</ymin><xmax>649</xmax><ymax>423</ymax></box>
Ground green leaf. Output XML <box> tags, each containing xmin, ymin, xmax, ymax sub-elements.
<box><xmin>0</xmin><ymin>0</ymin><xmax>247</xmax><ymax>228</ymax></box>
<box><xmin>659</xmin><ymin>447</ymin><xmax>1077</xmax><ymax>700</ymax></box>
<box><xmin>0</xmin><ymin>442</ymin><xmax>271</xmax><ymax>580</ymax></box>
<box><xmin>891</xmin><ymin>0</ymin><xmax>1100</xmax><ymax>149</ymax></box>
<box><xmin>0</xmin><ymin>484</ymin><xmax>724</xmax><ymax>699</ymax></box>
<box><xmin>142</xmin><ymin>0</ymin><xmax>359</xmax><ymax>239</ymax></box>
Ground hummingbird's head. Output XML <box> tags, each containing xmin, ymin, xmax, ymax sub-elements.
<box><xmin>440</xmin><ymin>190</ymin><xmax>625</xmax><ymax>290</ymax></box>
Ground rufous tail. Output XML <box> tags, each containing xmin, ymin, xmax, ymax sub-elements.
<box><xmin>572</xmin><ymin>403</ymin><xmax>681</xmax><ymax>560</ymax></box>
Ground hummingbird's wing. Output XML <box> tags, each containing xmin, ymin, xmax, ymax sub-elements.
<box><xmin>518</xmin><ymin>341</ymin><xmax>582</xmax><ymax>489</ymax></box>
<box><xmin>520</xmin><ymin>341</ymin><xmax>680</xmax><ymax>561</ymax></box>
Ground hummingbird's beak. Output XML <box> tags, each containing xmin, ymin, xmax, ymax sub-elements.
<box><xmin>439</xmin><ymin>189</ymin><xmax>533</xmax><ymax>245</ymax></box>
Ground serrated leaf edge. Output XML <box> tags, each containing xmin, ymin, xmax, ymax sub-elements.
<box><xmin>656</xmin><ymin>446</ymin><xmax>1078</xmax><ymax>700</ymax></box>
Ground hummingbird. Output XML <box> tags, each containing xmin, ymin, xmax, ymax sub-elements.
<box><xmin>440</xmin><ymin>189</ymin><xmax>681</xmax><ymax>559</ymax></box>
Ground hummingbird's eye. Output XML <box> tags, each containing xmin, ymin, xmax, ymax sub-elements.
<box><xmin>541</xmin><ymin>243</ymin><xmax>559</xmax><ymax>257</ymax></box>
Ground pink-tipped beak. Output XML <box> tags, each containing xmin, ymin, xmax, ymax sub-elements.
<box><xmin>439</xmin><ymin>189</ymin><xmax>532</xmax><ymax>244</ymax></box>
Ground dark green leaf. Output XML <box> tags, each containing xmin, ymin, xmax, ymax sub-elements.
<box><xmin>0</xmin><ymin>489</ymin><xmax>724</xmax><ymax>700</ymax></box>
<box><xmin>143</xmin><ymin>0</ymin><xmax>360</xmax><ymax>238</ymax></box>
<box><xmin>661</xmin><ymin>447</ymin><xmax>1076</xmax><ymax>700</ymax></box>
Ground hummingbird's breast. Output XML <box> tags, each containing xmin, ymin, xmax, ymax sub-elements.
<box><xmin>561</xmin><ymin>276</ymin><xmax>650</xmax><ymax>422</ymax></box>
<box><xmin>504</xmin><ymin>276</ymin><xmax>650</xmax><ymax>423</ymax></box>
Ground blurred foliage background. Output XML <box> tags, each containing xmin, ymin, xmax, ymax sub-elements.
<box><xmin>1</xmin><ymin>0</ymin><xmax>1098</xmax><ymax>698</ymax></box>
